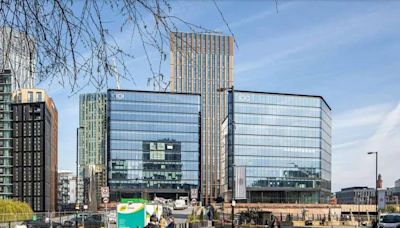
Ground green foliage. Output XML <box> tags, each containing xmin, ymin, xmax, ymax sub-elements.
<box><xmin>384</xmin><ymin>205</ymin><xmax>399</xmax><ymax>213</ymax></box>
<box><xmin>213</xmin><ymin>210</ymin><xmax>219</xmax><ymax>220</ymax></box>
<box><xmin>199</xmin><ymin>209</ymin><xmax>204</xmax><ymax>221</ymax></box>
<box><xmin>0</xmin><ymin>199</ymin><xmax>33</xmax><ymax>222</ymax></box>
<box><xmin>188</xmin><ymin>209</ymin><xmax>199</xmax><ymax>224</ymax></box>
<box><xmin>239</xmin><ymin>208</ymin><xmax>259</xmax><ymax>225</ymax></box>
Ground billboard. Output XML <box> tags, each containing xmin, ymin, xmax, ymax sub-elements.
<box><xmin>117</xmin><ymin>203</ymin><xmax>145</xmax><ymax>228</ymax></box>
<box><xmin>234</xmin><ymin>166</ymin><xmax>247</xmax><ymax>200</ymax></box>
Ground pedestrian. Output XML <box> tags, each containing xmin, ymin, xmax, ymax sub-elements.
<box><xmin>146</xmin><ymin>215</ymin><xmax>159</xmax><ymax>228</ymax></box>
<box><xmin>167</xmin><ymin>218</ymin><xmax>176</xmax><ymax>228</ymax></box>
<box><xmin>160</xmin><ymin>216</ymin><xmax>167</xmax><ymax>228</ymax></box>
<box><xmin>372</xmin><ymin>219</ymin><xmax>377</xmax><ymax>228</ymax></box>
<box><xmin>269</xmin><ymin>216</ymin><xmax>275</xmax><ymax>228</ymax></box>
<box><xmin>207</xmin><ymin>207</ymin><xmax>213</xmax><ymax>221</ymax></box>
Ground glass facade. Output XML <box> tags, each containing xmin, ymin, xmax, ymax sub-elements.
<box><xmin>223</xmin><ymin>91</ymin><xmax>332</xmax><ymax>203</ymax></box>
<box><xmin>107</xmin><ymin>90</ymin><xmax>201</xmax><ymax>200</ymax></box>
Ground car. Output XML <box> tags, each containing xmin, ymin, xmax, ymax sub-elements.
<box><xmin>81</xmin><ymin>217</ymin><xmax>105</xmax><ymax>228</ymax></box>
<box><xmin>379</xmin><ymin>213</ymin><xmax>400</xmax><ymax>228</ymax></box>
<box><xmin>20</xmin><ymin>220</ymin><xmax>63</xmax><ymax>228</ymax></box>
<box><xmin>63</xmin><ymin>217</ymin><xmax>81</xmax><ymax>227</ymax></box>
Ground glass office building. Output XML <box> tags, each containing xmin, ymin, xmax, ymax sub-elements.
<box><xmin>107</xmin><ymin>90</ymin><xmax>201</xmax><ymax>200</ymax></box>
<box><xmin>222</xmin><ymin>90</ymin><xmax>331</xmax><ymax>203</ymax></box>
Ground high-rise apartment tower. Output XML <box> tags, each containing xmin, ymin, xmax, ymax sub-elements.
<box><xmin>12</xmin><ymin>89</ymin><xmax>58</xmax><ymax>212</ymax></box>
<box><xmin>0</xmin><ymin>70</ymin><xmax>13</xmax><ymax>199</ymax></box>
<box><xmin>78</xmin><ymin>93</ymin><xmax>107</xmax><ymax>206</ymax></box>
<box><xmin>170</xmin><ymin>32</ymin><xmax>234</xmax><ymax>203</ymax></box>
<box><xmin>0</xmin><ymin>27</ymin><xmax>35</xmax><ymax>90</ymax></box>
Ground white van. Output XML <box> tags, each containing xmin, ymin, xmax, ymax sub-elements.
<box><xmin>174</xmin><ymin>199</ymin><xmax>187</xmax><ymax>210</ymax></box>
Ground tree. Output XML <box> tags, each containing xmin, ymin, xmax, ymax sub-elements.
<box><xmin>0</xmin><ymin>0</ymin><xmax>235</xmax><ymax>93</ymax></box>
<box><xmin>384</xmin><ymin>205</ymin><xmax>398</xmax><ymax>213</ymax></box>
<box><xmin>0</xmin><ymin>199</ymin><xmax>34</xmax><ymax>222</ymax></box>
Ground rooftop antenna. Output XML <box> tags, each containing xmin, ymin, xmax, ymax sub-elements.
<box><xmin>112</xmin><ymin>58</ymin><xmax>121</xmax><ymax>89</ymax></box>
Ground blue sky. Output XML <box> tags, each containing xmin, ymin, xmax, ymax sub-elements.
<box><xmin>39</xmin><ymin>0</ymin><xmax>400</xmax><ymax>192</ymax></box>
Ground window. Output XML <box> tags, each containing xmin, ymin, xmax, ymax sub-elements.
<box><xmin>36</xmin><ymin>92</ymin><xmax>42</xmax><ymax>102</ymax></box>
<box><xmin>28</xmin><ymin>91</ymin><xmax>33</xmax><ymax>102</ymax></box>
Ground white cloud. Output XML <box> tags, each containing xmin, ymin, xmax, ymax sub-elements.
<box><xmin>333</xmin><ymin>103</ymin><xmax>392</xmax><ymax>130</ymax></box>
<box><xmin>332</xmin><ymin>101</ymin><xmax>400</xmax><ymax>191</ymax></box>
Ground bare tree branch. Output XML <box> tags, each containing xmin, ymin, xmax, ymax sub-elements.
<box><xmin>0</xmin><ymin>0</ymin><xmax>236</xmax><ymax>93</ymax></box>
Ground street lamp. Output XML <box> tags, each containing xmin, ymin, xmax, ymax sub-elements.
<box><xmin>76</xmin><ymin>126</ymin><xmax>84</xmax><ymax>228</ymax></box>
<box><xmin>76</xmin><ymin>126</ymin><xmax>85</xmax><ymax>203</ymax></box>
<box><xmin>367</xmin><ymin>151</ymin><xmax>378</xmax><ymax>221</ymax></box>
<box><xmin>217</xmin><ymin>86</ymin><xmax>235</xmax><ymax>228</ymax></box>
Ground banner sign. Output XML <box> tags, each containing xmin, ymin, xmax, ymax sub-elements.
<box><xmin>234</xmin><ymin>166</ymin><xmax>246</xmax><ymax>200</ymax></box>
<box><xmin>117</xmin><ymin>203</ymin><xmax>145</xmax><ymax>228</ymax></box>
<box><xmin>378</xmin><ymin>189</ymin><xmax>386</xmax><ymax>210</ymax></box>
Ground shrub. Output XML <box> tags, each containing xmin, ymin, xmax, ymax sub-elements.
<box><xmin>188</xmin><ymin>209</ymin><xmax>198</xmax><ymax>223</ymax></box>
<box><xmin>384</xmin><ymin>205</ymin><xmax>398</xmax><ymax>213</ymax></box>
<box><xmin>0</xmin><ymin>199</ymin><xmax>34</xmax><ymax>222</ymax></box>
<box><xmin>199</xmin><ymin>209</ymin><xmax>204</xmax><ymax>221</ymax></box>
<box><xmin>213</xmin><ymin>210</ymin><xmax>219</xmax><ymax>220</ymax></box>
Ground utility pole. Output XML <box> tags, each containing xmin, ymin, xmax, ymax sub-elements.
<box><xmin>217</xmin><ymin>86</ymin><xmax>235</xmax><ymax>228</ymax></box>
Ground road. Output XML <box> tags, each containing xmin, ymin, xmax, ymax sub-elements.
<box><xmin>171</xmin><ymin>205</ymin><xmax>193</xmax><ymax>223</ymax></box>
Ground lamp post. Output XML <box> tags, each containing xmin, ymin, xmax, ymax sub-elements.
<box><xmin>367</xmin><ymin>151</ymin><xmax>378</xmax><ymax>222</ymax></box>
<box><xmin>217</xmin><ymin>86</ymin><xmax>235</xmax><ymax>228</ymax></box>
<box><xmin>76</xmin><ymin>126</ymin><xmax>84</xmax><ymax>228</ymax></box>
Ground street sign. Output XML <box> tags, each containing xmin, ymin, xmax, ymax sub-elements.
<box><xmin>101</xmin><ymin>186</ymin><xmax>109</xmax><ymax>198</ymax></box>
<box><xmin>103</xmin><ymin>197</ymin><xmax>109</xmax><ymax>204</ymax></box>
<box><xmin>75</xmin><ymin>204</ymin><xmax>80</xmax><ymax>210</ymax></box>
<box><xmin>191</xmin><ymin>188</ymin><xmax>198</xmax><ymax>199</ymax></box>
